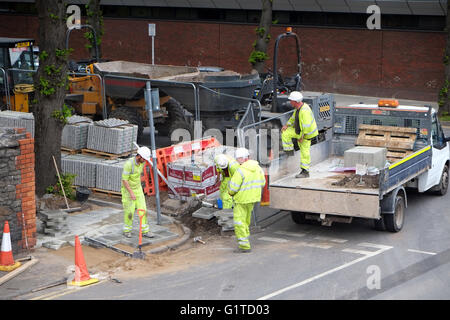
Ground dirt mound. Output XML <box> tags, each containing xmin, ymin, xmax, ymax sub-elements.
<box><xmin>331</xmin><ymin>174</ymin><xmax>379</xmax><ymax>188</ymax></box>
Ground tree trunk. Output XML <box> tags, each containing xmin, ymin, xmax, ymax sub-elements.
<box><xmin>85</xmin><ymin>0</ymin><xmax>103</xmax><ymax>60</ymax></box>
<box><xmin>34</xmin><ymin>0</ymin><xmax>69</xmax><ymax>196</ymax></box>
<box><xmin>249</xmin><ymin>0</ymin><xmax>273</xmax><ymax>73</ymax></box>
<box><xmin>438</xmin><ymin>0</ymin><xmax>450</xmax><ymax>117</ymax></box>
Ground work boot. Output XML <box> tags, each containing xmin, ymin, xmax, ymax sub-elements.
<box><xmin>123</xmin><ymin>232</ymin><xmax>131</xmax><ymax>238</ymax></box>
<box><xmin>295</xmin><ymin>170</ymin><xmax>310</xmax><ymax>179</ymax></box>
<box><xmin>143</xmin><ymin>231</ymin><xmax>155</xmax><ymax>238</ymax></box>
<box><xmin>233</xmin><ymin>248</ymin><xmax>252</xmax><ymax>253</ymax></box>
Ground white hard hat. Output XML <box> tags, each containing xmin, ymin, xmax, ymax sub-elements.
<box><xmin>288</xmin><ymin>91</ymin><xmax>303</xmax><ymax>102</ymax></box>
<box><xmin>137</xmin><ymin>146</ymin><xmax>151</xmax><ymax>162</ymax></box>
<box><xmin>215</xmin><ymin>154</ymin><xmax>229</xmax><ymax>169</ymax></box>
<box><xmin>235</xmin><ymin>148</ymin><xmax>250</xmax><ymax>159</ymax></box>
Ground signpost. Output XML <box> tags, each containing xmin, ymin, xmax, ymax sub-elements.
<box><xmin>148</xmin><ymin>23</ymin><xmax>156</xmax><ymax>65</ymax></box>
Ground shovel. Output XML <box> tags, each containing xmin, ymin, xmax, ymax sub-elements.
<box><xmin>132</xmin><ymin>209</ymin><xmax>146</xmax><ymax>260</ymax></box>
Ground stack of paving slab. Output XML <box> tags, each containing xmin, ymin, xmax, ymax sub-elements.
<box><xmin>87</xmin><ymin>118</ymin><xmax>138</xmax><ymax>154</ymax></box>
<box><xmin>61</xmin><ymin>115</ymin><xmax>93</xmax><ymax>150</ymax></box>
<box><xmin>37</xmin><ymin>209</ymin><xmax>69</xmax><ymax>238</ymax></box>
<box><xmin>0</xmin><ymin>110</ymin><xmax>35</xmax><ymax>137</ymax></box>
<box><xmin>167</xmin><ymin>145</ymin><xmax>239</xmax><ymax>201</ymax></box>
<box><xmin>95</xmin><ymin>158</ymin><xmax>128</xmax><ymax>192</ymax></box>
<box><xmin>61</xmin><ymin>154</ymin><xmax>105</xmax><ymax>188</ymax></box>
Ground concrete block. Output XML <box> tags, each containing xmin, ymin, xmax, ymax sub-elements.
<box><xmin>42</xmin><ymin>239</ymin><xmax>68</xmax><ymax>250</ymax></box>
<box><xmin>192</xmin><ymin>207</ymin><xmax>218</xmax><ymax>220</ymax></box>
<box><xmin>344</xmin><ymin>146</ymin><xmax>387</xmax><ymax>169</ymax></box>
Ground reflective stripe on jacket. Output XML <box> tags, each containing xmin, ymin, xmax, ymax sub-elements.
<box><xmin>228</xmin><ymin>160</ymin><xmax>266</xmax><ymax>204</ymax></box>
<box><xmin>286</xmin><ymin>103</ymin><xmax>319</xmax><ymax>140</ymax></box>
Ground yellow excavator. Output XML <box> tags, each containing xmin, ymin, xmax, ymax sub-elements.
<box><xmin>0</xmin><ymin>37</ymin><xmax>38</xmax><ymax>112</ymax></box>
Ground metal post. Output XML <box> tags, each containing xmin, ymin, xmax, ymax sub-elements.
<box><xmin>152</xmin><ymin>36</ymin><xmax>155</xmax><ymax>65</ymax></box>
<box><xmin>145</xmin><ymin>81</ymin><xmax>161</xmax><ymax>225</ymax></box>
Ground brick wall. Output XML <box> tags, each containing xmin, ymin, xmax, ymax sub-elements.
<box><xmin>0</xmin><ymin>14</ymin><xmax>444</xmax><ymax>101</ymax></box>
<box><xmin>0</xmin><ymin>127</ymin><xmax>36</xmax><ymax>253</ymax></box>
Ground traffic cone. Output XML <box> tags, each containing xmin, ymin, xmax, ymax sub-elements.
<box><xmin>69</xmin><ymin>236</ymin><xmax>99</xmax><ymax>287</ymax></box>
<box><xmin>0</xmin><ymin>221</ymin><xmax>21</xmax><ymax>272</ymax></box>
<box><xmin>261</xmin><ymin>150</ymin><xmax>273</xmax><ymax>206</ymax></box>
<box><xmin>261</xmin><ymin>171</ymin><xmax>270</xmax><ymax>206</ymax></box>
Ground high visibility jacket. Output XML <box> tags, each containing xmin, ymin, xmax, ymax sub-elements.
<box><xmin>286</xmin><ymin>102</ymin><xmax>318</xmax><ymax>140</ymax></box>
<box><xmin>216</xmin><ymin>155</ymin><xmax>240</xmax><ymax>178</ymax></box>
<box><xmin>228</xmin><ymin>160</ymin><xmax>266</xmax><ymax>204</ymax></box>
<box><xmin>121</xmin><ymin>157</ymin><xmax>145</xmax><ymax>194</ymax></box>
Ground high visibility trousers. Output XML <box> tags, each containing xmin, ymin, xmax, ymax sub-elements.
<box><xmin>281</xmin><ymin>127</ymin><xmax>312</xmax><ymax>170</ymax></box>
<box><xmin>121</xmin><ymin>190</ymin><xmax>150</xmax><ymax>234</ymax></box>
<box><xmin>220</xmin><ymin>177</ymin><xmax>233</xmax><ymax>209</ymax></box>
<box><xmin>233</xmin><ymin>203</ymin><xmax>255</xmax><ymax>250</ymax></box>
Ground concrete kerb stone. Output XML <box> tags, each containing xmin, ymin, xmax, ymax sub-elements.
<box><xmin>147</xmin><ymin>221</ymin><xmax>192</xmax><ymax>255</ymax></box>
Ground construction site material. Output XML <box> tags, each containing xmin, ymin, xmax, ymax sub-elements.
<box><xmin>61</xmin><ymin>154</ymin><xmax>104</xmax><ymax>188</ymax></box>
<box><xmin>0</xmin><ymin>256</ymin><xmax>39</xmax><ymax>286</ymax></box>
<box><xmin>84</xmin><ymin>237</ymin><xmax>133</xmax><ymax>257</ymax></box>
<box><xmin>356</xmin><ymin>124</ymin><xmax>417</xmax><ymax>163</ymax></box>
<box><xmin>0</xmin><ymin>110</ymin><xmax>35</xmax><ymax>137</ymax></box>
<box><xmin>87</xmin><ymin>119</ymin><xmax>137</xmax><ymax>155</ymax></box>
<box><xmin>52</xmin><ymin>155</ymin><xmax>70</xmax><ymax>210</ymax></box>
<box><xmin>30</xmin><ymin>277</ymin><xmax>68</xmax><ymax>293</ymax></box>
<box><xmin>344</xmin><ymin>146</ymin><xmax>387</xmax><ymax>169</ymax></box>
<box><xmin>38</xmin><ymin>210</ymin><xmax>69</xmax><ymax>238</ymax></box>
<box><xmin>61</xmin><ymin>116</ymin><xmax>93</xmax><ymax>150</ymax></box>
<box><xmin>95</xmin><ymin>159</ymin><xmax>128</xmax><ymax>192</ymax></box>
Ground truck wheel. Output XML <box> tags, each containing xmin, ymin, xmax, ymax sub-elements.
<box><xmin>435</xmin><ymin>164</ymin><xmax>449</xmax><ymax>196</ymax></box>
<box><xmin>168</xmin><ymin>120</ymin><xmax>193</xmax><ymax>143</ymax></box>
<box><xmin>291</xmin><ymin>211</ymin><xmax>307</xmax><ymax>224</ymax></box>
<box><xmin>157</xmin><ymin>99</ymin><xmax>187</xmax><ymax>136</ymax></box>
<box><xmin>109</xmin><ymin>107</ymin><xmax>144</xmax><ymax>139</ymax></box>
<box><xmin>384</xmin><ymin>195</ymin><xmax>405</xmax><ymax>233</ymax></box>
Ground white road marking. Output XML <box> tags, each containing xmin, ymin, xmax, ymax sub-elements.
<box><xmin>407</xmin><ymin>249</ymin><xmax>437</xmax><ymax>256</ymax></box>
<box><xmin>342</xmin><ymin>249</ymin><xmax>375</xmax><ymax>256</ymax></box>
<box><xmin>296</xmin><ymin>241</ymin><xmax>333</xmax><ymax>249</ymax></box>
<box><xmin>257</xmin><ymin>244</ymin><xmax>393</xmax><ymax>300</ymax></box>
<box><xmin>358</xmin><ymin>242</ymin><xmax>393</xmax><ymax>250</ymax></box>
<box><xmin>258</xmin><ymin>237</ymin><xmax>290</xmax><ymax>243</ymax></box>
<box><xmin>274</xmin><ymin>231</ymin><xmax>307</xmax><ymax>238</ymax></box>
<box><xmin>314</xmin><ymin>236</ymin><xmax>348</xmax><ymax>243</ymax></box>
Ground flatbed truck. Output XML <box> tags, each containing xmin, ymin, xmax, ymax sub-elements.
<box><xmin>269</xmin><ymin>100</ymin><xmax>450</xmax><ymax>232</ymax></box>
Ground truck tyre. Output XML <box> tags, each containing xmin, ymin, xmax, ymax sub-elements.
<box><xmin>156</xmin><ymin>98</ymin><xmax>187</xmax><ymax>136</ymax></box>
<box><xmin>168</xmin><ymin>120</ymin><xmax>194</xmax><ymax>143</ymax></box>
<box><xmin>291</xmin><ymin>211</ymin><xmax>307</xmax><ymax>224</ymax></box>
<box><xmin>384</xmin><ymin>195</ymin><xmax>405</xmax><ymax>233</ymax></box>
<box><xmin>109</xmin><ymin>107</ymin><xmax>144</xmax><ymax>139</ymax></box>
<box><xmin>435</xmin><ymin>164</ymin><xmax>449</xmax><ymax>196</ymax></box>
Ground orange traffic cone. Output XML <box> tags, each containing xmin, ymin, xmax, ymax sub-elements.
<box><xmin>0</xmin><ymin>221</ymin><xmax>21</xmax><ymax>272</ymax></box>
<box><xmin>261</xmin><ymin>171</ymin><xmax>270</xmax><ymax>206</ymax></box>
<box><xmin>69</xmin><ymin>236</ymin><xmax>99</xmax><ymax>287</ymax></box>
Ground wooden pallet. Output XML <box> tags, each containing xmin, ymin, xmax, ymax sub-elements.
<box><xmin>356</xmin><ymin>124</ymin><xmax>417</xmax><ymax>150</ymax></box>
<box><xmin>81</xmin><ymin>148</ymin><xmax>133</xmax><ymax>160</ymax></box>
<box><xmin>61</xmin><ymin>147</ymin><xmax>81</xmax><ymax>155</ymax></box>
<box><xmin>91</xmin><ymin>188</ymin><xmax>122</xmax><ymax>199</ymax></box>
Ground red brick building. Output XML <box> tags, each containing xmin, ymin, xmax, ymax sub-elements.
<box><xmin>0</xmin><ymin>1</ymin><xmax>446</xmax><ymax>101</ymax></box>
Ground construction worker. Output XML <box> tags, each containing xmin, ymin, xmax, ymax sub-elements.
<box><xmin>214</xmin><ymin>154</ymin><xmax>241</xmax><ymax>209</ymax></box>
<box><xmin>121</xmin><ymin>146</ymin><xmax>154</xmax><ymax>238</ymax></box>
<box><xmin>228</xmin><ymin>148</ymin><xmax>266</xmax><ymax>253</ymax></box>
<box><xmin>281</xmin><ymin>91</ymin><xmax>318</xmax><ymax>178</ymax></box>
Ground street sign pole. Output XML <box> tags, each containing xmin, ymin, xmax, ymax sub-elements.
<box><xmin>148</xmin><ymin>23</ymin><xmax>156</xmax><ymax>65</ymax></box>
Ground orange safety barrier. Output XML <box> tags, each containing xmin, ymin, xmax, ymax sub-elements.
<box><xmin>143</xmin><ymin>137</ymin><xmax>221</xmax><ymax>196</ymax></box>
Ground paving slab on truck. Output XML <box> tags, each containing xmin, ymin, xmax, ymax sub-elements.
<box><xmin>269</xmin><ymin>100</ymin><xmax>450</xmax><ymax>232</ymax></box>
